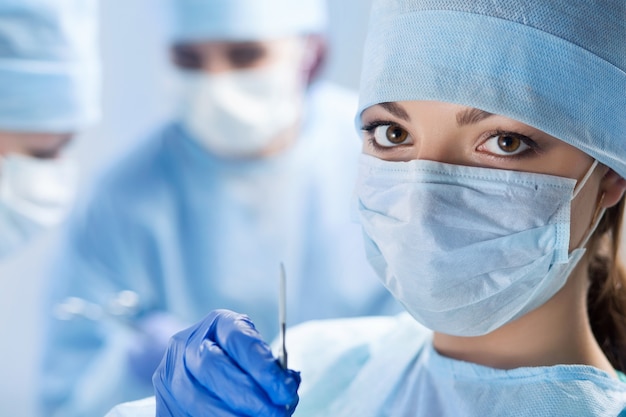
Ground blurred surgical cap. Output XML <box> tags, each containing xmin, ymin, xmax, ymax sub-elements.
<box><xmin>358</xmin><ymin>0</ymin><xmax>626</xmax><ymax>179</ymax></box>
<box><xmin>0</xmin><ymin>0</ymin><xmax>100</xmax><ymax>133</ymax></box>
<box><xmin>170</xmin><ymin>0</ymin><xmax>328</xmax><ymax>42</ymax></box>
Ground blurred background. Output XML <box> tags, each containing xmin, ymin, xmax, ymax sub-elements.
<box><xmin>0</xmin><ymin>0</ymin><xmax>373</xmax><ymax>415</ymax></box>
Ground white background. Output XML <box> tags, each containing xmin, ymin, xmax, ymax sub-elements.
<box><xmin>0</xmin><ymin>0</ymin><xmax>373</xmax><ymax>415</ymax></box>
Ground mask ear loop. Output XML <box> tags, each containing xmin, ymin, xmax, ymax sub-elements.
<box><xmin>570</xmin><ymin>159</ymin><xmax>602</xmax><ymax>249</ymax></box>
<box><xmin>572</xmin><ymin>160</ymin><xmax>599</xmax><ymax>201</ymax></box>
<box><xmin>577</xmin><ymin>192</ymin><xmax>606</xmax><ymax>250</ymax></box>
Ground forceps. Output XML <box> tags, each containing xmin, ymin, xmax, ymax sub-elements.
<box><xmin>53</xmin><ymin>290</ymin><xmax>141</xmax><ymax>328</ymax></box>
<box><xmin>278</xmin><ymin>262</ymin><xmax>288</xmax><ymax>369</ymax></box>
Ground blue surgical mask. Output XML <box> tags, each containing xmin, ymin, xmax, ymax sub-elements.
<box><xmin>356</xmin><ymin>154</ymin><xmax>600</xmax><ymax>337</ymax></box>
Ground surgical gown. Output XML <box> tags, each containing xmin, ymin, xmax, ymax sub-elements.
<box><xmin>39</xmin><ymin>81</ymin><xmax>401</xmax><ymax>417</ymax></box>
<box><xmin>106</xmin><ymin>313</ymin><xmax>626</xmax><ymax>417</ymax></box>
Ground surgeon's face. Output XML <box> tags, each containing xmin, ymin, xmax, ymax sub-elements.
<box><xmin>0</xmin><ymin>131</ymin><xmax>73</xmax><ymax>159</ymax></box>
<box><xmin>360</xmin><ymin>101</ymin><xmax>594</xmax><ymax>175</ymax></box>
<box><xmin>171</xmin><ymin>38</ymin><xmax>305</xmax><ymax>74</ymax></box>
<box><xmin>359</xmin><ymin>100</ymin><xmax>625</xmax><ymax>251</ymax></box>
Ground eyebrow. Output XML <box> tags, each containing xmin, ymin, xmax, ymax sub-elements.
<box><xmin>380</xmin><ymin>102</ymin><xmax>411</xmax><ymax>121</ymax></box>
<box><xmin>456</xmin><ymin>107</ymin><xmax>494</xmax><ymax>126</ymax></box>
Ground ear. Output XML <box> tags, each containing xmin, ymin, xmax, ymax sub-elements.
<box><xmin>600</xmin><ymin>168</ymin><xmax>626</xmax><ymax>208</ymax></box>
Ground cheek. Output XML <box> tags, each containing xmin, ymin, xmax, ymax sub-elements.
<box><xmin>361</xmin><ymin>138</ymin><xmax>375</xmax><ymax>155</ymax></box>
<box><xmin>0</xmin><ymin>134</ymin><xmax>25</xmax><ymax>156</ymax></box>
<box><xmin>360</xmin><ymin>135</ymin><xmax>385</xmax><ymax>158</ymax></box>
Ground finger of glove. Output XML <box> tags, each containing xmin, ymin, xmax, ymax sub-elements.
<box><xmin>210</xmin><ymin>311</ymin><xmax>300</xmax><ymax>405</ymax></box>
<box><xmin>185</xmin><ymin>338</ymin><xmax>296</xmax><ymax>417</ymax></box>
<box><xmin>154</xmin><ymin>335</ymin><xmax>246</xmax><ymax>417</ymax></box>
<box><xmin>189</xmin><ymin>310</ymin><xmax>300</xmax><ymax>406</ymax></box>
<box><xmin>155</xmin><ymin>365</ymin><xmax>238</xmax><ymax>417</ymax></box>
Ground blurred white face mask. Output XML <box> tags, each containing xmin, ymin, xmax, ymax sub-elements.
<box><xmin>0</xmin><ymin>154</ymin><xmax>77</xmax><ymax>256</ymax></box>
<box><xmin>179</xmin><ymin>46</ymin><xmax>306</xmax><ymax>158</ymax></box>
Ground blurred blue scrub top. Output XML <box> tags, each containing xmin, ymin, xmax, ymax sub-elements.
<box><xmin>39</xmin><ymin>81</ymin><xmax>401</xmax><ymax>417</ymax></box>
<box><xmin>106</xmin><ymin>313</ymin><xmax>626</xmax><ymax>417</ymax></box>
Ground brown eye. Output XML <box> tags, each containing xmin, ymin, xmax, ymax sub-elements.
<box><xmin>497</xmin><ymin>135</ymin><xmax>521</xmax><ymax>153</ymax></box>
<box><xmin>369</xmin><ymin>124</ymin><xmax>412</xmax><ymax>148</ymax></box>
<box><xmin>480</xmin><ymin>132</ymin><xmax>533</xmax><ymax>157</ymax></box>
<box><xmin>387</xmin><ymin>126</ymin><xmax>408</xmax><ymax>144</ymax></box>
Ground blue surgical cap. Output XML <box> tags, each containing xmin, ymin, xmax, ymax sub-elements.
<box><xmin>358</xmin><ymin>0</ymin><xmax>626</xmax><ymax>179</ymax></box>
<box><xmin>170</xmin><ymin>0</ymin><xmax>328</xmax><ymax>42</ymax></box>
<box><xmin>0</xmin><ymin>0</ymin><xmax>100</xmax><ymax>133</ymax></box>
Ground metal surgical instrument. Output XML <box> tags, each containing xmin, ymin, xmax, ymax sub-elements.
<box><xmin>53</xmin><ymin>290</ymin><xmax>141</xmax><ymax>328</ymax></box>
<box><xmin>278</xmin><ymin>262</ymin><xmax>287</xmax><ymax>369</ymax></box>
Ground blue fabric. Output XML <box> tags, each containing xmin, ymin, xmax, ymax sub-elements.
<box><xmin>104</xmin><ymin>313</ymin><xmax>626</xmax><ymax>416</ymax></box>
<box><xmin>169</xmin><ymin>0</ymin><xmax>328</xmax><ymax>42</ymax></box>
<box><xmin>357</xmin><ymin>0</ymin><xmax>626</xmax><ymax>179</ymax></box>
<box><xmin>39</xmin><ymin>82</ymin><xmax>400</xmax><ymax>417</ymax></box>
<box><xmin>0</xmin><ymin>0</ymin><xmax>100</xmax><ymax>131</ymax></box>
<box><xmin>393</xmin><ymin>341</ymin><xmax>626</xmax><ymax>416</ymax></box>
<box><xmin>291</xmin><ymin>314</ymin><xmax>626</xmax><ymax>416</ymax></box>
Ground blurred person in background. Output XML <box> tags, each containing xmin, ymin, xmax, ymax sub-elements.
<box><xmin>0</xmin><ymin>0</ymin><xmax>99</xmax><ymax>414</ymax></box>
<box><xmin>0</xmin><ymin>0</ymin><xmax>99</xmax><ymax>258</ymax></box>
<box><xmin>39</xmin><ymin>0</ymin><xmax>399</xmax><ymax>416</ymax></box>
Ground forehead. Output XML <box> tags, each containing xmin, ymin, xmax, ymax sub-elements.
<box><xmin>362</xmin><ymin>101</ymin><xmax>493</xmax><ymax>124</ymax></box>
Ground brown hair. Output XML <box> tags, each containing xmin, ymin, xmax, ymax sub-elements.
<box><xmin>587</xmin><ymin>197</ymin><xmax>626</xmax><ymax>372</ymax></box>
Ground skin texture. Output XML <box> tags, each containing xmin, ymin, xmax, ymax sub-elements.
<box><xmin>170</xmin><ymin>36</ymin><xmax>324</xmax><ymax>158</ymax></box>
<box><xmin>360</xmin><ymin>100</ymin><xmax>626</xmax><ymax>375</ymax></box>
<box><xmin>0</xmin><ymin>131</ymin><xmax>72</xmax><ymax>159</ymax></box>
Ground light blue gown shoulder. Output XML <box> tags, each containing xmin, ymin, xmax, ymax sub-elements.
<box><xmin>106</xmin><ymin>313</ymin><xmax>626</xmax><ymax>416</ymax></box>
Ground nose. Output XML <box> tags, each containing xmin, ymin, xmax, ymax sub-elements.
<box><xmin>200</xmin><ymin>57</ymin><xmax>234</xmax><ymax>74</ymax></box>
<box><xmin>411</xmin><ymin>130</ymin><xmax>468</xmax><ymax>166</ymax></box>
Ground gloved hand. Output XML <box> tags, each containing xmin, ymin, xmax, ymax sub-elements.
<box><xmin>153</xmin><ymin>309</ymin><xmax>301</xmax><ymax>417</ymax></box>
<box><xmin>127</xmin><ymin>312</ymin><xmax>187</xmax><ymax>383</ymax></box>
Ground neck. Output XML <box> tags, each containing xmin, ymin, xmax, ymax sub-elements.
<box><xmin>432</xmin><ymin>256</ymin><xmax>617</xmax><ymax>377</ymax></box>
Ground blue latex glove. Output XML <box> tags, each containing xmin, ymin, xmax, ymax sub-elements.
<box><xmin>127</xmin><ymin>312</ymin><xmax>187</xmax><ymax>383</ymax></box>
<box><xmin>153</xmin><ymin>309</ymin><xmax>301</xmax><ymax>417</ymax></box>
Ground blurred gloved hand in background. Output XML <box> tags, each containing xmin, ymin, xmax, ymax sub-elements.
<box><xmin>127</xmin><ymin>312</ymin><xmax>187</xmax><ymax>383</ymax></box>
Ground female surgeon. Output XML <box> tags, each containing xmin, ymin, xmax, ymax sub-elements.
<box><xmin>0</xmin><ymin>0</ymin><xmax>99</xmax><ymax>256</ymax></box>
<box><xmin>105</xmin><ymin>0</ymin><xmax>626</xmax><ymax>416</ymax></box>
